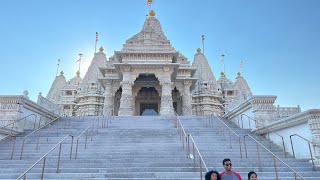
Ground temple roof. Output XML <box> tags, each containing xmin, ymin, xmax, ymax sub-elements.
<box><xmin>62</xmin><ymin>72</ymin><xmax>82</xmax><ymax>91</ymax></box>
<box><xmin>191</xmin><ymin>49</ymin><xmax>217</xmax><ymax>92</ymax></box>
<box><xmin>46</xmin><ymin>72</ymin><xmax>67</xmax><ymax>102</ymax></box>
<box><xmin>121</xmin><ymin>16</ymin><xmax>174</xmax><ymax>52</ymax></box>
<box><xmin>234</xmin><ymin>72</ymin><xmax>252</xmax><ymax>96</ymax></box>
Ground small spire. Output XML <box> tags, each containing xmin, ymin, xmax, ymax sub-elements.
<box><xmin>197</xmin><ymin>47</ymin><xmax>201</xmax><ymax>53</ymax></box>
<box><xmin>99</xmin><ymin>46</ymin><xmax>104</xmax><ymax>52</ymax></box>
<box><xmin>149</xmin><ymin>9</ymin><xmax>155</xmax><ymax>17</ymax></box>
<box><xmin>60</xmin><ymin>70</ymin><xmax>64</xmax><ymax>76</ymax></box>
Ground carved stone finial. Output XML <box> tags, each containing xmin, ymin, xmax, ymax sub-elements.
<box><xmin>60</xmin><ymin>70</ymin><xmax>64</xmax><ymax>76</ymax></box>
<box><xmin>76</xmin><ymin>70</ymin><xmax>80</xmax><ymax>77</ymax></box>
<box><xmin>149</xmin><ymin>9</ymin><xmax>155</xmax><ymax>17</ymax></box>
<box><xmin>23</xmin><ymin>90</ymin><xmax>29</xmax><ymax>99</ymax></box>
<box><xmin>197</xmin><ymin>47</ymin><xmax>201</xmax><ymax>53</ymax></box>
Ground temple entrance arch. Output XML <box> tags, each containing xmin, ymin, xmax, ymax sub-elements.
<box><xmin>172</xmin><ymin>87</ymin><xmax>182</xmax><ymax>115</ymax></box>
<box><xmin>133</xmin><ymin>74</ymin><xmax>161</xmax><ymax>116</ymax></box>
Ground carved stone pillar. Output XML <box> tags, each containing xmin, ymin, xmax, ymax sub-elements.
<box><xmin>118</xmin><ymin>80</ymin><xmax>133</xmax><ymax>116</ymax></box>
<box><xmin>251</xmin><ymin>96</ymin><xmax>277</xmax><ymax>129</ymax></box>
<box><xmin>159</xmin><ymin>80</ymin><xmax>174</xmax><ymax>116</ymax></box>
<box><xmin>182</xmin><ymin>80</ymin><xmax>192</xmax><ymax>115</ymax></box>
<box><xmin>308</xmin><ymin>111</ymin><xmax>320</xmax><ymax>165</ymax></box>
<box><xmin>103</xmin><ymin>82</ymin><xmax>114</xmax><ymax>116</ymax></box>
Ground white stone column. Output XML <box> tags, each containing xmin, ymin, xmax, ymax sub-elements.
<box><xmin>103</xmin><ymin>82</ymin><xmax>114</xmax><ymax>116</ymax></box>
<box><xmin>159</xmin><ymin>80</ymin><xmax>174</xmax><ymax>116</ymax></box>
<box><xmin>182</xmin><ymin>80</ymin><xmax>192</xmax><ymax>115</ymax></box>
<box><xmin>308</xmin><ymin>112</ymin><xmax>320</xmax><ymax>165</ymax></box>
<box><xmin>118</xmin><ymin>80</ymin><xmax>134</xmax><ymax>116</ymax></box>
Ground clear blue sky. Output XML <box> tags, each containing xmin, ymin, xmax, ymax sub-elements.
<box><xmin>0</xmin><ymin>0</ymin><xmax>319</xmax><ymax>110</ymax></box>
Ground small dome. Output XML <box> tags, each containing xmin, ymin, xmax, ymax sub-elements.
<box><xmin>149</xmin><ymin>10</ymin><xmax>155</xmax><ymax>17</ymax></box>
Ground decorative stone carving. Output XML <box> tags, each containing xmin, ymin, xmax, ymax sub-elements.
<box><xmin>308</xmin><ymin>112</ymin><xmax>320</xmax><ymax>165</ymax></box>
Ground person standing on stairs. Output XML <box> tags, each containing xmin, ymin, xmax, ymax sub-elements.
<box><xmin>247</xmin><ymin>171</ymin><xmax>257</xmax><ymax>180</ymax></box>
<box><xmin>219</xmin><ymin>158</ymin><xmax>242</xmax><ymax>180</ymax></box>
<box><xmin>205</xmin><ymin>170</ymin><xmax>221</xmax><ymax>180</ymax></box>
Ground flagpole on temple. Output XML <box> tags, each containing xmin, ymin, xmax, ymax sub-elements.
<box><xmin>56</xmin><ymin>59</ymin><xmax>60</xmax><ymax>76</ymax></box>
<box><xmin>221</xmin><ymin>53</ymin><xmax>225</xmax><ymax>74</ymax></box>
<box><xmin>240</xmin><ymin>60</ymin><xmax>243</xmax><ymax>75</ymax></box>
<box><xmin>95</xmin><ymin>32</ymin><xmax>98</xmax><ymax>53</ymax></box>
<box><xmin>78</xmin><ymin>53</ymin><xmax>83</xmax><ymax>73</ymax></box>
<box><xmin>202</xmin><ymin>35</ymin><xmax>205</xmax><ymax>54</ymax></box>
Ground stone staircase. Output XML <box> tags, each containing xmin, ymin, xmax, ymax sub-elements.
<box><xmin>0</xmin><ymin>116</ymin><xmax>198</xmax><ymax>180</ymax></box>
<box><xmin>179</xmin><ymin>115</ymin><xmax>320</xmax><ymax>179</ymax></box>
<box><xmin>1</xmin><ymin>115</ymin><xmax>320</xmax><ymax>179</ymax></box>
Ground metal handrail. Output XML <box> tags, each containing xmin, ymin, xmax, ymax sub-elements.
<box><xmin>18</xmin><ymin>114</ymin><xmax>66</xmax><ymax>160</ymax></box>
<box><xmin>213</xmin><ymin>115</ymin><xmax>243</xmax><ymax>158</ymax></box>
<box><xmin>173</xmin><ymin>113</ymin><xmax>208</xmax><ymax>180</ymax></box>
<box><xmin>174</xmin><ymin>113</ymin><xmax>188</xmax><ymax>154</ymax></box>
<box><xmin>244</xmin><ymin>134</ymin><xmax>305</xmax><ymax>180</ymax></box>
<box><xmin>74</xmin><ymin>114</ymin><xmax>106</xmax><ymax>159</ymax></box>
<box><xmin>241</xmin><ymin>114</ymin><xmax>287</xmax><ymax>158</ymax></box>
<box><xmin>290</xmin><ymin>134</ymin><xmax>317</xmax><ymax>171</ymax></box>
<box><xmin>188</xmin><ymin>134</ymin><xmax>208</xmax><ymax>180</ymax></box>
<box><xmin>0</xmin><ymin>114</ymin><xmax>37</xmax><ymax>133</ymax></box>
<box><xmin>16</xmin><ymin>134</ymin><xmax>74</xmax><ymax>180</ymax></box>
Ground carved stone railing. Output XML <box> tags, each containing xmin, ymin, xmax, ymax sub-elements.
<box><xmin>0</xmin><ymin>95</ymin><xmax>59</xmax><ymax>135</ymax></box>
<box><xmin>256</xmin><ymin>109</ymin><xmax>320</xmax><ymax>165</ymax></box>
<box><xmin>276</xmin><ymin>105</ymin><xmax>301</xmax><ymax>118</ymax></box>
<box><xmin>37</xmin><ymin>93</ymin><xmax>61</xmax><ymax>115</ymax></box>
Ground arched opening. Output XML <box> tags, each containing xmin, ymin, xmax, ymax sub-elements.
<box><xmin>133</xmin><ymin>74</ymin><xmax>161</xmax><ymax>116</ymax></box>
<box><xmin>172</xmin><ymin>87</ymin><xmax>182</xmax><ymax>115</ymax></box>
<box><xmin>114</xmin><ymin>88</ymin><xmax>122</xmax><ymax>116</ymax></box>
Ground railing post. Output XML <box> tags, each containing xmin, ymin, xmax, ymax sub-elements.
<box><xmin>75</xmin><ymin>139</ymin><xmax>79</xmax><ymax>159</ymax></box>
<box><xmin>256</xmin><ymin>142</ymin><xmax>262</xmax><ymax>172</ymax></box>
<box><xmin>290</xmin><ymin>135</ymin><xmax>296</xmax><ymax>158</ymax></box>
<box><xmin>238</xmin><ymin>137</ymin><xmax>242</xmax><ymax>159</ymax></box>
<box><xmin>20</xmin><ymin>138</ymin><xmax>26</xmax><ymax>160</ymax></box>
<box><xmin>85</xmin><ymin>129</ymin><xmax>88</xmax><ymax>149</ymax></box>
<box><xmin>229</xmin><ymin>130</ymin><xmax>232</xmax><ymax>149</ymax></box>
<box><xmin>193</xmin><ymin>142</ymin><xmax>196</xmax><ymax>172</ymax></box>
<box><xmin>200</xmin><ymin>157</ymin><xmax>203</xmax><ymax>180</ymax></box>
<box><xmin>281</xmin><ymin>137</ymin><xmax>287</xmax><ymax>158</ymax></box>
<box><xmin>56</xmin><ymin>143</ymin><xmax>62</xmax><ymax>173</ymax></box>
<box><xmin>36</xmin><ymin>131</ymin><xmax>41</xmax><ymax>150</ymax></box>
<box><xmin>308</xmin><ymin>142</ymin><xmax>316</xmax><ymax>171</ymax></box>
<box><xmin>11</xmin><ymin>136</ymin><xmax>16</xmax><ymax>160</ymax></box>
<box><xmin>41</xmin><ymin>157</ymin><xmax>46</xmax><ymax>180</ymax></box>
<box><xmin>70</xmin><ymin>136</ymin><xmax>73</xmax><ymax>160</ymax></box>
<box><xmin>273</xmin><ymin>156</ymin><xmax>278</xmax><ymax>180</ymax></box>
<box><xmin>244</xmin><ymin>136</ymin><xmax>248</xmax><ymax>158</ymax></box>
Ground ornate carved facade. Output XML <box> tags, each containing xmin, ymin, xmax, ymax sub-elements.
<box><xmin>46</xmin><ymin>10</ymin><xmax>252</xmax><ymax>116</ymax></box>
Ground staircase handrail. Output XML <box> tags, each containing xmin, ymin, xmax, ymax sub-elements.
<box><xmin>213</xmin><ymin>115</ymin><xmax>243</xmax><ymax>158</ymax></box>
<box><xmin>244</xmin><ymin>134</ymin><xmax>305</xmax><ymax>180</ymax></box>
<box><xmin>18</xmin><ymin>114</ymin><xmax>66</xmax><ymax>160</ymax></box>
<box><xmin>174</xmin><ymin>113</ymin><xmax>208</xmax><ymax>179</ymax></box>
<box><xmin>74</xmin><ymin>114</ymin><xmax>105</xmax><ymax>159</ymax></box>
<box><xmin>188</xmin><ymin>134</ymin><xmax>209</xmax><ymax>173</ymax></box>
<box><xmin>241</xmin><ymin>113</ymin><xmax>287</xmax><ymax>158</ymax></box>
<box><xmin>290</xmin><ymin>134</ymin><xmax>317</xmax><ymax>171</ymax></box>
<box><xmin>16</xmin><ymin>134</ymin><xmax>74</xmax><ymax>180</ymax></box>
<box><xmin>0</xmin><ymin>114</ymin><xmax>37</xmax><ymax>133</ymax></box>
